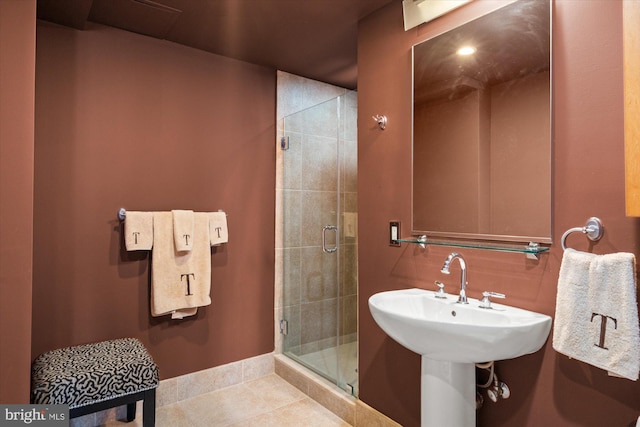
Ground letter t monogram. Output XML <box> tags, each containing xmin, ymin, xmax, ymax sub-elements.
<box><xmin>180</xmin><ymin>273</ymin><xmax>195</xmax><ymax>296</ymax></box>
<box><xmin>591</xmin><ymin>312</ymin><xmax>617</xmax><ymax>350</ymax></box>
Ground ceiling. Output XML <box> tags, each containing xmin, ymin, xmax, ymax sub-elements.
<box><xmin>36</xmin><ymin>0</ymin><xmax>397</xmax><ymax>89</ymax></box>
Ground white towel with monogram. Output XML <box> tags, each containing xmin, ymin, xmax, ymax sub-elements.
<box><xmin>208</xmin><ymin>211</ymin><xmax>228</xmax><ymax>246</ymax></box>
<box><xmin>124</xmin><ymin>211</ymin><xmax>153</xmax><ymax>250</ymax></box>
<box><xmin>172</xmin><ymin>210</ymin><xmax>194</xmax><ymax>252</ymax></box>
<box><xmin>151</xmin><ymin>212</ymin><xmax>211</xmax><ymax>319</ymax></box>
<box><xmin>553</xmin><ymin>248</ymin><xmax>640</xmax><ymax>380</ymax></box>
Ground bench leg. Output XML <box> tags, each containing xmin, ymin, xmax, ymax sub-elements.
<box><xmin>143</xmin><ymin>388</ymin><xmax>156</xmax><ymax>427</ymax></box>
<box><xmin>126</xmin><ymin>402</ymin><xmax>136</xmax><ymax>422</ymax></box>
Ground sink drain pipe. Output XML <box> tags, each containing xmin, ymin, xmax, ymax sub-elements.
<box><xmin>475</xmin><ymin>361</ymin><xmax>510</xmax><ymax>409</ymax></box>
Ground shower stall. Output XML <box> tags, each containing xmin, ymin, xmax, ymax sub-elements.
<box><xmin>279</xmin><ymin>92</ymin><xmax>358</xmax><ymax>396</ymax></box>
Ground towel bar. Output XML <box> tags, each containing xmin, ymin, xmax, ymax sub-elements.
<box><xmin>118</xmin><ymin>208</ymin><xmax>227</xmax><ymax>221</ymax></box>
<box><xmin>561</xmin><ymin>217</ymin><xmax>604</xmax><ymax>250</ymax></box>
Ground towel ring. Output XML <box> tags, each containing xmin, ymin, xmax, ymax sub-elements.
<box><xmin>561</xmin><ymin>217</ymin><xmax>604</xmax><ymax>250</ymax></box>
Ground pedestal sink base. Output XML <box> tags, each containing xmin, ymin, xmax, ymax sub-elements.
<box><xmin>369</xmin><ymin>288</ymin><xmax>552</xmax><ymax>426</ymax></box>
<box><xmin>421</xmin><ymin>357</ymin><xmax>475</xmax><ymax>427</ymax></box>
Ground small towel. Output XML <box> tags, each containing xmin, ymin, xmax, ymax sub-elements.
<box><xmin>553</xmin><ymin>248</ymin><xmax>640</xmax><ymax>380</ymax></box>
<box><xmin>151</xmin><ymin>212</ymin><xmax>211</xmax><ymax>318</ymax></box>
<box><xmin>209</xmin><ymin>211</ymin><xmax>228</xmax><ymax>246</ymax></box>
<box><xmin>124</xmin><ymin>211</ymin><xmax>153</xmax><ymax>251</ymax></box>
<box><xmin>172</xmin><ymin>210</ymin><xmax>194</xmax><ymax>252</ymax></box>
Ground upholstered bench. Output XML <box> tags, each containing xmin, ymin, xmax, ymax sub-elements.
<box><xmin>31</xmin><ymin>338</ymin><xmax>159</xmax><ymax>427</ymax></box>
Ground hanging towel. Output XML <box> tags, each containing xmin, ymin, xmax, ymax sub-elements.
<box><xmin>124</xmin><ymin>211</ymin><xmax>154</xmax><ymax>251</ymax></box>
<box><xmin>553</xmin><ymin>248</ymin><xmax>640</xmax><ymax>380</ymax></box>
<box><xmin>170</xmin><ymin>308</ymin><xmax>197</xmax><ymax>320</ymax></box>
<box><xmin>151</xmin><ymin>212</ymin><xmax>211</xmax><ymax>319</ymax></box>
<box><xmin>208</xmin><ymin>211</ymin><xmax>228</xmax><ymax>246</ymax></box>
<box><xmin>172</xmin><ymin>210</ymin><xmax>194</xmax><ymax>252</ymax></box>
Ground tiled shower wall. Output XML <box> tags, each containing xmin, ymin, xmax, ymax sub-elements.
<box><xmin>275</xmin><ymin>71</ymin><xmax>358</xmax><ymax>356</ymax></box>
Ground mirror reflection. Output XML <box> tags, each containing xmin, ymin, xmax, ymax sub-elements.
<box><xmin>412</xmin><ymin>0</ymin><xmax>551</xmax><ymax>243</ymax></box>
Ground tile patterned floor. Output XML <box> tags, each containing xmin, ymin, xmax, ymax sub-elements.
<box><xmin>104</xmin><ymin>374</ymin><xmax>351</xmax><ymax>427</ymax></box>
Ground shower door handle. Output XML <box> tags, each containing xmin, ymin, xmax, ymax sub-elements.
<box><xmin>322</xmin><ymin>225</ymin><xmax>338</xmax><ymax>253</ymax></box>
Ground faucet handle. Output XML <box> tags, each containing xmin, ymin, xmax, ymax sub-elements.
<box><xmin>434</xmin><ymin>281</ymin><xmax>447</xmax><ymax>299</ymax></box>
<box><xmin>479</xmin><ymin>291</ymin><xmax>505</xmax><ymax>309</ymax></box>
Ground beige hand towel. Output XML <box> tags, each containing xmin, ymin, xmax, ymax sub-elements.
<box><xmin>151</xmin><ymin>212</ymin><xmax>211</xmax><ymax>318</ymax></box>
<box><xmin>172</xmin><ymin>210</ymin><xmax>194</xmax><ymax>252</ymax></box>
<box><xmin>553</xmin><ymin>248</ymin><xmax>640</xmax><ymax>380</ymax></box>
<box><xmin>209</xmin><ymin>211</ymin><xmax>228</xmax><ymax>246</ymax></box>
<box><xmin>124</xmin><ymin>211</ymin><xmax>153</xmax><ymax>251</ymax></box>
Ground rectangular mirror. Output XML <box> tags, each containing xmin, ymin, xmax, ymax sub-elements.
<box><xmin>412</xmin><ymin>0</ymin><xmax>551</xmax><ymax>243</ymax></box>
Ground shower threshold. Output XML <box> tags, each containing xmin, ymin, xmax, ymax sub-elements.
<box><xmin>284</xmin><ymin>341</ymin><xmax>358</xmax><ymax>396</ymax></box>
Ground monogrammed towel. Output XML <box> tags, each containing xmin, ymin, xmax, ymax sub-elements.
<box><xmin>124</xmin><ymin>211</ymin><xmax>153</xmax><ymax>251</ymax></box>
<box><xmin>208</xmin><ymin>211</ymin><xmax>228</xmax><ymax>246</ymax></box>
<box><xmin>172</xmin><ymin>209</ymin><xmax>194</xmax><ymax>252</ymax></box>
<box><xmin>553</xmin><ymin>248</ymin><xmax>640</xmax><ymax>380</ymax></box>
<box><xmin>151</xmin><ymin>212</ymin><xmax>211</xmax><ymax>319</ymax></box>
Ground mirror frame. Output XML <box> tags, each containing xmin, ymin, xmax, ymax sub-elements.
<box><xmin>410</xmin><ymin>0</ymin><xmax>553</xmax><ymax>244</ymax></box>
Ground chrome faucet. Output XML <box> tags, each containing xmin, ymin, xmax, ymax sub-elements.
<box><xmin>441</xmin><ymin>252</ymin><xmax>468</xmax><ymax>304</ymax></box>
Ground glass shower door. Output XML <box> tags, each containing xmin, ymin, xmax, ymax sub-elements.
<box><xmin>281</xmin><ymin>93</ymin><xmax>358</xmax><ymax>396</ymax></box>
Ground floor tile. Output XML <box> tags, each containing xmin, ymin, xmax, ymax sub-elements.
<box><xmin>87</xmin><ymin>374</ymin><xmax>351</xmax><ymax>427</ymax></box>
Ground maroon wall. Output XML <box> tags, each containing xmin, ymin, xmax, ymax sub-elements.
<box><xmin>358</xmin><ymin>1</ymin><xmax>640</xmax><ymax>426</ymax></box>
<box><xmin>414</xmin><ymin>92</ymin><xmax>481</xmax><ymax>233</ymax></box>
<box><xmin>33</xmin><ymin>21</ymin><xmax>276</xmax><ymax>379</ymax></box>
<box><xmin>0</xmin><ymin>0</ymin><xmax>36</xmax><ymax>403</ymax></box>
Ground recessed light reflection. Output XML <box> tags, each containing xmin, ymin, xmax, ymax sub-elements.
<box><xmin>457</xmin><ymin>46</ymin><xmax>477</xmax><ymax>56</ymax></box>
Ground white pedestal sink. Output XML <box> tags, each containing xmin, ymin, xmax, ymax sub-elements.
<box><xmin>369</xmin><ymin>288</ymin><xmax>551</xmax><ymax>427</ymax></box>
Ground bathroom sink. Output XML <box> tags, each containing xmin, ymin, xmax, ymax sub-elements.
<box><xmin>369</xmin><ymin>287</ymin><xmax>552</xmax><ymax>426</ymax></box>
<box><xmin>368</xmin><ymin>287</ymin><xmax>551</xmax><ymax>363</ymax></box>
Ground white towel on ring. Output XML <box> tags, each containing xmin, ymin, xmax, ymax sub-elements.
<box><xmin>553</xmin><ymin>248</ymin><xmax>640</xmax><ymax>380</ymax></box>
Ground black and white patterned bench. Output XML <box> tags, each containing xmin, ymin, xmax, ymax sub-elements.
<box><xmin>31</xmin><ymin>338</ymin><xmax>159</xmax><ymax>427</ymax></box>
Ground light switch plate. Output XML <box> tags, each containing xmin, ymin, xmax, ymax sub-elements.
<box><xmin>390</xmin><ymin>221</ymin><xmax>400</xmax><ymax>246</ymax></box>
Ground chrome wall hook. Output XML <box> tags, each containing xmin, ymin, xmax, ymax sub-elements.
<box><xmin>372</xmin><ymin>114</ymin><xmax>387</xmax><ymax>130</ymax></box>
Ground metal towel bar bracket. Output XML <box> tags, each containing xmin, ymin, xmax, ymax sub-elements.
<box><xmin>561</xmin><ymin>217</ymin><xmax>604</xmax><ymax>250</ymax></box>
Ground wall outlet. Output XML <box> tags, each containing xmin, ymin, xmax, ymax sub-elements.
<box><xmin>390</xmin><ymin>221</ymin><xmax>401</xmax><ymax>246</ymax></box>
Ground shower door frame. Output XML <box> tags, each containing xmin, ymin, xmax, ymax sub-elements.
<box><xmin>279</xmin><ymin>94</ymin><xmax>358</xmax><ymax>396</ymax></box>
